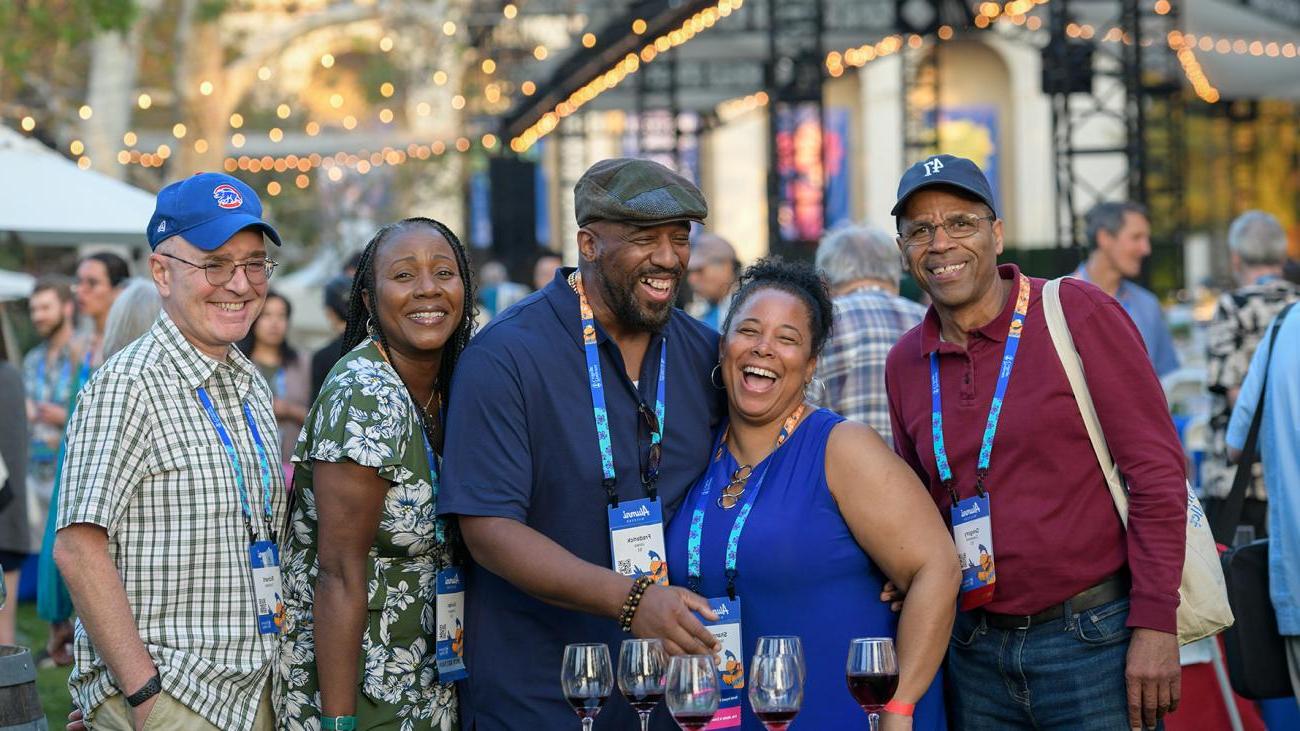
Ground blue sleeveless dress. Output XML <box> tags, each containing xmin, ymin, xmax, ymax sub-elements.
<box><xmin>666</xmin><ymin>408</ymin><xmax>946</xmax><ymax>731</ymax></box>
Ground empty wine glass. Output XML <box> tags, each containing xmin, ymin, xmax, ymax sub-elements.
<box><xmin>748</xmin><ymin>653</ymin><xmax>803</xmax><ymax>731</ymax></box>
<box><xmin>562</xmin><ymin>643</ymin><xmax>614</xmax><ymax>730</ymax></box>
<box><xmin>665</xmin><ymin>654</ymin><xmax>721</xmax><ymax>731</ymax></box>
<box><xmin>619</xmin><ymin>638</ymin><xmax>669</xmax><ymax>731</ymax></box>
<box><xmin>845</xmin><ymin>637</ymin><xmax>899</xmax><ymax>731</ymax></box>
<box><xmin>755</xmin><ymin>635</ymin><xmax>805</xmax><ymax>679</ymax></box>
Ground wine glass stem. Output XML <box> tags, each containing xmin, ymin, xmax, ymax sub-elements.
<box><xmin>869</xmin><ymin>711</ymin><xmax>880</xmax><ymax>731</ymax></box>
<box><xmin>582</xmin><ymin>718</ymin><xmax>594</xmax><ymax>731</ymax></box>
<box><xmin>639</xmin><ymin>712</ymin><xmax>651</xmax><ymax>731</ymax></box>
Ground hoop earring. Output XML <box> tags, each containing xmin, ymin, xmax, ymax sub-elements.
<box><xmin>805</xmin><ymin>376</ymin><xmax>828</xmax><ymax>404</ymax></box>
<box><xmin>710</xmin><ymin>364</ymin><xmax>725</xmax><ymax>390</ymax></box>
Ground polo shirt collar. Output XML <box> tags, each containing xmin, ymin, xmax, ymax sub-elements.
<box><xmin>919</xmin><ymin>263</ymin><xmax>1022</xmax><ymax>355</ymax></box>
<box><xmin>544</xmin><ymin>266</ymin><xmax>668</xmax><ymax>352</ymax></box>
<box><xmin>152</xmin><ymin>309</ymin><xmax>257</xmax><ymax>395</ymax></box>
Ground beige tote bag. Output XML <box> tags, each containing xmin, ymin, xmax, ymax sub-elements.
<box><xmin>1042</xmin><ymin>277</ymin><xmax>1233</xmax><ymax>645</ymax></box>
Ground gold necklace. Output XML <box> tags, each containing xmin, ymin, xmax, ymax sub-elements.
<box><xmin>716</xmin><ymin>402</ymin><xmax>807</xmax><ymax>509</ymax></box>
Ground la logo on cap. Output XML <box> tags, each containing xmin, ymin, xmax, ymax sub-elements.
<box><xmin>923</xmin><ymin>157</ymin><xmax>945</xmax><ymax>177</ymax></box>
<box><xmin>212</xmin><ymin>183</ymin><xmax>243</xmax><ymax>209</ymax></box>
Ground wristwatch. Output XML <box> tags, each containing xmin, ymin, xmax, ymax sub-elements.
<box><xmin>126</xmin><ymin>673</ymin><xmax>162</xmax><ymax>707</ymax></box>
<box><xmin>321</xmin><ymin>716</ymin><xmax>357</xmax><ymax>730</ymax></box>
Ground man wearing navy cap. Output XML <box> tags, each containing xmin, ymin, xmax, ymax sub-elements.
<box><xmin>884</xmin><ymin>155</ymin><xmax>1187</xmax><ymax>730</ymax></box>
<box><xmin>440</xmin><ymin>158</ymin><xmax>725</xmax><ymax>729</ymax></box>
<box><xmin>55</xmin><ymin>173</ymin><xmax>287</xmax><ymax>731</ymax></box>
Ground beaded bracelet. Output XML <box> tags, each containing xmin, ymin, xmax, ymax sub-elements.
<box><xmin>618</xmin><ymin>575</ymin><xmax>656</xmax><ymax>632</ymax></box>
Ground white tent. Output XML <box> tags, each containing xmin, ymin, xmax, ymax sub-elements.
<box><xmin>0</xmin><ymin>126</ymin><xmax>156</xmax><ymax>246</ymax></box>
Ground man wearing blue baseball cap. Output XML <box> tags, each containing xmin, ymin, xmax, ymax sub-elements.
<box><xmin>55</xmin><ymin>173</ymin><xmax>288</xmax><ymax>731</ymax></box>
<box><xmin>884</xmin><ymin>155</ymin><xmax>1187</xmax><ymax>730</ymax></box>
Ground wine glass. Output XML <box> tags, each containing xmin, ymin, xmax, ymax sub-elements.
<box><xmin>618</xmin><ymin>638</ymin><xmax>669</xmax><ymax>731</ymax></box>
<box><xmin>846</xmin><ymin>637</ymin><xmax>899</xmax><ymax>731</ymax></box>
<box><xmin>755</xmin><ymin>635</ymin><xmax>805</xmax><ymax>679</ymax></box>
<box><xmin>562</xmin><ymin>643</ymin><xmax>614</xmax><ymax>730</ymax></box>
<box><xmin>748</xmin><ymin>653</ymin><xmax>803</xmax><ymax>731</ymax></box>
<box><xmin>665</xmin><ymin>654</ymin><xmax>721</xmax><ymax>730</ymax></box>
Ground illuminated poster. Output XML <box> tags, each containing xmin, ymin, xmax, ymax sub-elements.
<box><xmin>775</xmin><ymin>102</ymin><xmax>825</xmax><ymax>244</ymax></box>
<box><xmin>933</xmin><ymin>106</ymin><xmax>1000</xmax><ymax>213</ymax></box>
<box><xmin>824</xmin><ymin>107</ymin><xmax>851</xmax><ymax>231</ymax></box>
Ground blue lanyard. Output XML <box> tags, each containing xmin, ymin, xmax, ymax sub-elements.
<box><xmin>686</xmin><ymin>405</ymin><xmax>804</xmax><ymax>601</ymax></box>
<box><xmin>420</xmin><ymin>432</ymin><xmax>449</xmax><ymax>546</ymax></box>
<box><xmin>930</xmin><ymin>274</ymin><xmax>1030</xmax><ymax>503</ymax></box>
<box><xmin>196</xmin><ymin>387</ymin><xmax>275</xmax><ymax>542</ymax></box>
<box><xmin>571</xmin><ymin>272</ymin><xmax>666</xmax><ymax>506</ymax></box>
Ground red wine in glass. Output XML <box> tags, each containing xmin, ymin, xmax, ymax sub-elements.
<box><xmin>846</xmin><ymin>672</ymin><xmax>900</xmax><ymax>711</ymax></box>
<box><xmin>626</xmin><ymin>690</ymin><xmax>665</xmax><ymax>714</ymax></box>
<box><xmin>672</xmin><ymin>711</ymin><xmax>718</xmax><ymax>730</ymax></box>
<box><xmin>755</xmin><ymin>708</ymin><xmax>799</xmax><ymax>730</ymax></box>
<box><xmin>566</xmin><ymin>694</ymin><xmax>608</xmax><ymax>720</ymax></box>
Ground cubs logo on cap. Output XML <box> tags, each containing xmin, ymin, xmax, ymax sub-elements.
<box><xmin>147</xmin><ymin>172</ymin><xmax>282</xmax><ymax>251</ymax></box>
<box><xmin>212</xmin><ymin>184</ymin><xmax>244</xmax><ymax>209</ymax></box>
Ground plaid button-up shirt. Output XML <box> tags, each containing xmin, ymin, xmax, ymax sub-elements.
<box><xmin>815</xmin><ymin>285</ymin><xmax>926</xmax><ymax>445</ymax></box>
<box><xmin>58</xmin><ymin>310</ymin><xmax>287</xmax><ymax>729</ymax></box>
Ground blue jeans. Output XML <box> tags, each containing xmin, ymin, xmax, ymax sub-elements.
<box><xmin>948</xmin><ymin>596</ymin><xmax>1158</xmax><ymax>730</ymax></box>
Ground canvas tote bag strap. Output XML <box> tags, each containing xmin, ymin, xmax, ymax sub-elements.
<box><xmin>1042</xmin><ymin>277</ymin><xmax>1131</xmax><ymax>527</ymax></box>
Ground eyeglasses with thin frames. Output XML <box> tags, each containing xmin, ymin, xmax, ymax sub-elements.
<box><xmin>157</xmin><ymin>252</ymin><xmax>277</xmax><ymax>286</ymax></box>
<box><xmin>898</xmin><ymin>214</ymin><xmax>995</xmax><ymax>249</ymax></box>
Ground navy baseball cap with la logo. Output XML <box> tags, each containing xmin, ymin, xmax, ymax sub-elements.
<box><xmin>891</xmin><ymin>154</ymin><xmax>998</xmax><ymax>218</ymax></box>
<box><xmin>147</xmin><ymin>172</ymin><xmax>283</xmax><ymax>251</ymax></box>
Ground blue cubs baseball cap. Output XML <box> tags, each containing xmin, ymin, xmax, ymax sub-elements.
<box><xmin>147</xmin><ymin>172</ymin><xmax>282</xmax><ymax>251</ymax></box>
<box><xmin>891</xmin><ymin>154</ymin><xmax>998</xmax><ymax>218</ymax></box>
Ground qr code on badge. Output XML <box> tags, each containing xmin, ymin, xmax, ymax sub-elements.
<box><xmin>618</xmin><ymin>559</ymin><xmax>633</xmax><ymax>575</ymax></box>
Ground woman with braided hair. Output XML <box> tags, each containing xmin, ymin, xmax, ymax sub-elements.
<box><xmin>278</xmin><ymin>217</ymin><xmax>476</xmax><ymax>731</ymax></box>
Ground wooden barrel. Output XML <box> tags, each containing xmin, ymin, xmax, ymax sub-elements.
<box><xmin>0</xmin><ymin>645</ymin><xmax>47</xmax><ymax>731</ymax></box>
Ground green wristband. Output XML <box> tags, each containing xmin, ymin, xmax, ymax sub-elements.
<box><xmin>321</xmin><ymin>716</ymin><xmax>357</xmax><ymax>731</ymax></box>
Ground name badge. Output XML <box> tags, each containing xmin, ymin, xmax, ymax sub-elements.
<box><xmin>950</xmin><ymin>494</ymin><xmax>996</xmax><ymax>611</ymax></box>
<box><xmin>248</xmin><ymin>541</ymin><xmax>285</xmax><ymax>635</ymax></box>
<box><xmin>606</xmin><ymin>497</ymin><xmax>669</xmax><ymax>585</ymax></box>
<box><xmin>698</xmin><ymin>597</ymin><xmax>743</xmax><ymax>729</ymax></box>
<box><xmin>435</xmin><ymin>567</ymin><xmax>469</xmax><ymax>681</ymax></box>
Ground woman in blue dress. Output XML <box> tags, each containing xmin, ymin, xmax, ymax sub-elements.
<box><xmin>666</xmin><ymin>258</ymin><xmax>958</xmax><ymax>731</ymax></box>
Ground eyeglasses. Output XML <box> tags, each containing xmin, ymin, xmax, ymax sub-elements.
<box><xmin>716</xmin><ymin>464</ymin><xmax>753</xmax><ymax>510</ymax></box>
<box><xmin>158</xmin><ymin>252</ymin><xmax>277</xmax><ymax>286</ymax></box>
<box><xmin>898</xmin><ymin>214</ymin><xmax>995</xmax><ymax>248</ymax></box>
<box><xmin>638</xmin><ymin>402</ymin><xmax>663</xmax><ymax>489</ymax></box>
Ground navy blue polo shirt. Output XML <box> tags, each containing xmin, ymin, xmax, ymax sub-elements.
<box><xmin>440</xmin><ymin>267</ymin><xmax>724</xmax><ymax>730</ymax></box>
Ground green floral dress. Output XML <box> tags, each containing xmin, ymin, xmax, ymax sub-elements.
<box><xmin>277</xmin><ymin>340</ymin><xmax>457</xmax><ymax>731</ymax></box>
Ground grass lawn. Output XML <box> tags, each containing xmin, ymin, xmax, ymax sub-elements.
<box><xmin>14</xmin><ymin>600</ymin><xmax>73</xmax><ymax>726</ymax></box>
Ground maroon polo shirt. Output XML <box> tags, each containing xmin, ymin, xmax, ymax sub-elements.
<box><xmin>886</xmin><ymin>264</ymin><xmax>1186</xmax><ymax>633</ymax></box>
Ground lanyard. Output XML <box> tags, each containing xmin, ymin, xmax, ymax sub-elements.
<box><xmin>930</xmin><ymin>273</ymin><xmax>1031</xmax><ymax>504</ymax></box>
<box><xmin>686</xmin><ymin>404</ymin><xmax>805</xmax><ymax>600</ymax></box>
<box><xmin>570</xmin><ymin>271</ymin><xmax>667</xmax><ymax>506</ymax></box>
<box><xmin>370</xmin><ymin>339</ymin><xmax>454</xmax><ymax>550</ymax></box>
<box><xmin>196</xmin><ymin>387</ymin><xmax>275</xmax><ymax>542</ymax></box>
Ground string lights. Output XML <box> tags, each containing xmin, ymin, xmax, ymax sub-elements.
<box><xmin>510</xmin><ymin>0</ymin><xmax>746</xmax><ymax>152</ymax></box>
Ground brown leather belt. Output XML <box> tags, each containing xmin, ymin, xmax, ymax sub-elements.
<box><xmin>977</xmin><ymin>573</ymin><xmax>1130</xmax><ymax>631</ymax></box>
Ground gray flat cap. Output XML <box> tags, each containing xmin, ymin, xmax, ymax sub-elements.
<box><xmin>574</xmin><ymin>158</ymin><xmax>708</xmax><ymax>227</ymax></box>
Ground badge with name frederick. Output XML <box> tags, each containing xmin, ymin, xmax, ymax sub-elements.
<box><xmin>248</xmin><ymin>540</ymin><xmax>285</xmax><ymax>635</ymax></box>
<box><xmin>435</xmin><ymin>566</ymin><xmax>469</xmax><ymax>681</ymax></box>
<box><xmin>698</xmin><ymin>597</ymin><xmax>743</xmax><ymax>728</ymax></box>
<box><xmin>607</xmin><ymin>497</ymin><xmax>669</xmax><ymax>585</ymax></box>
<box><xmin>950</xmin><ymin>494</ymin><xmax>996</xmax><ymax>611</ymax></box>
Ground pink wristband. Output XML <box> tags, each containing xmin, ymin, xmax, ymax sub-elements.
<box><xmin>883</xmin><ymin>699</ymin><xmax>915</xmax><ymax>717</ymax></box>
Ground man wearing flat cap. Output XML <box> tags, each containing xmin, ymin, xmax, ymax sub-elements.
<box><xmin>883</xmin><ymin>155</ymin><xmax>1187</xmax><ymax>730</ymax></box>
<box><xmin>55</xmin><ymin>172</ymin><xmax>286</xmax><ymax>730</ymax></box>
<box><xmin>441</xmin><ymin>158</ymin><xmax>725</xmax><ymax>729</ymax></box>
